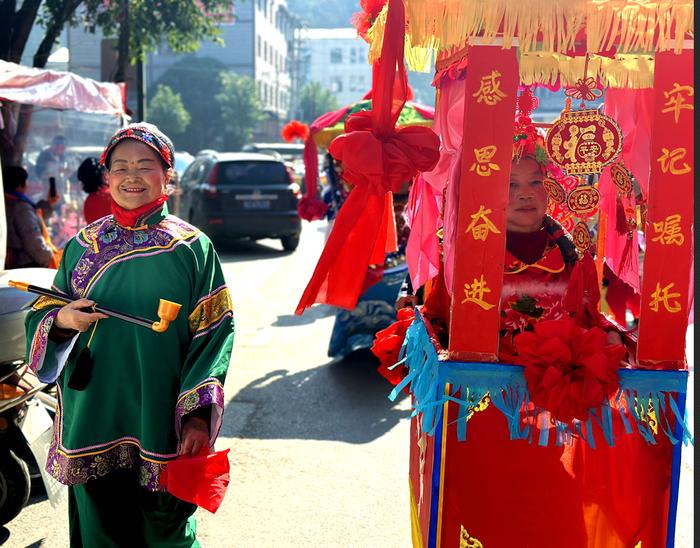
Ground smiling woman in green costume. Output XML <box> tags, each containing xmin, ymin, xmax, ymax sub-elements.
<box><xmin>24</xmin><ymin>122</ymin><xmax>234</xmax><ymax>547</ymax></box>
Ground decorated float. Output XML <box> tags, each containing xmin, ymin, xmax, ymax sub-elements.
<box><xmin>296</xmin><ymin>0</ymin><xmax>693</xmax><ymax>545</ymax></box>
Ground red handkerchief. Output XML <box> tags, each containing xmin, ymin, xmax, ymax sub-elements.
<box><xmin>160</xmin><ymin>448</ymin><xmax>231</xmax><ymax>513</ymax></box>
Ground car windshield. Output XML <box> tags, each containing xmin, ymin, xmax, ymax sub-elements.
<box><xmin>216</xmin><ymin>161</ymin><xmax>288</xmax><ymax>185</ymax></box>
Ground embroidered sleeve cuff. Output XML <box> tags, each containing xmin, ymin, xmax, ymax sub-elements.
<box><xmin>29</xmin><ymin>309</ymin><xmax>80</xmax><ymax>383</ymax></box>
<box><xmin>175</xmin><ymin>380</ymin><xmax>225</xmax><ymax>447</ymax></box>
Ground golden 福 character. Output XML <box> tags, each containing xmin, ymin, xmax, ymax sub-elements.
<box><xmin>657</xmin><ymin>147</ymin><xmax>691</xmax><ymax>175</ymax></box>
<box><xmin>461</xmin><ymin>274</ymin><xmax>495</xmax><ymax>310</ymax></box>
<box><xmin>465</xmin><ymin>205</ymin><xmax>501</xmax><ymax>241</ymax></box>
<box><xmin>651</xmin><ymin>214</ymin><xmax>684</xmax><ymax>246</ymax></box>
<box><xmin>661</xmin><ymin>83</ymin><xmax>694</xmax><ymax>124</ymax></box>
<box><xmin>649</xmin><ymin>282</ymin><xmax>682</xmax><ymax>313</ymax></box>
<box><xmin>469</xmin><ymin>146</ymin><xmax>500</xmax><ymax>177</ymax></box>
<box><xmin>472</xmin><ymin>70</ymin><xmax>507</xmax><ymax>106</ymax></box>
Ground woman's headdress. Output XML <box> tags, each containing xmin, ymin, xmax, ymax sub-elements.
<box><xmin>101</xmin><ymin>122</ymin><xmax>174</xmax><ymax>169</ymax></box>
<box><xmin>512</xmin><ymin>87</ymin><xmax>549</xmax><ymax>167</ymax></box>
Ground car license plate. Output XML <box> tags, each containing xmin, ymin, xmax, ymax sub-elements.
<box><xmin>243</xmin><ymin>200</ymin><xmax>270</xmax><ymax>209</ymax></box>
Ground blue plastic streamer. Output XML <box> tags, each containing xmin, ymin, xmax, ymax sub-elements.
<box><xmin>388</xmin><ymin>312</ymin><xmax>694</xmax><ymax>449</ymax></box>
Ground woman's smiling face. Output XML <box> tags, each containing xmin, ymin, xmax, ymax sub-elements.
<box><xmin>506</xmin><ymin>156</ymin><xmax>548</xmax><ymax>233</ymax></box>
<box><xmin>107</xmin><ymin>139</ymin><xmax>171</xmax><ymax>210</ymax></box>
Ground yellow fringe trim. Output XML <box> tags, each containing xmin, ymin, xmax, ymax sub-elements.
<box><xmin>369</xmin><ymin>0</ymin><xmax>693</xmax><ymax>58</ymax></box>
<box><xmin>519</xmin><ymin>51</ymin><xmax>655</xmax><ymax>89</ymax></box>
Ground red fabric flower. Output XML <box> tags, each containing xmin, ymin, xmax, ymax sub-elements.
<box><xmin>297</xmin><ymin>196</ymin><xmax>328</xmax><ymax>221</ymax></box>
<box><xmin>514</xmin><ymin>319</ymin><xmax>625</xmax><ymax>423</ymax></box>
<box><xmin>281</xmin><ymin>120</ymin><xmax>310</xmax><ymax>143</ymax></box>
<box><xmin>371</xmin><ymin>307</ymin><xmax>415</xmax><ymax>386</ymax></box>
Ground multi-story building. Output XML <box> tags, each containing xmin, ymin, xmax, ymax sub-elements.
<box><xmin>29</xmin><ymin>1</ymin><xmax>302</xmax><ymax>140</ymax></box>
<box><xmin>300</xmin><ymin>28</ymin><xmax>372</xmax><ymax>107</ymax></box>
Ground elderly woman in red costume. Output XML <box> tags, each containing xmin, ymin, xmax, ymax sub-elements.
<box><xmin>381</xmin><ymin>112</ymin><xmax>623</xmax><ymax>370</ymax></box>
<box><xmin>374</xmin><ymin>111</ymin><xmax>674</xmax><ymax>547</ymax></box>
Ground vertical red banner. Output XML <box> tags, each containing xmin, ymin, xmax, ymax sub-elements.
<box><xmin>637</xmin><ymin>49</ymin><xmax>694</xmax><ymax>365</ymax></box>
<box><xmin>448</xmin><ymin>46</ymin><xmax>518</xmax><ymax>360</ymax></box>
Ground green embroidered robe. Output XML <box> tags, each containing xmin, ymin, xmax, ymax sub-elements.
<box><xmin>25</xmin><ymin>203</ymin><xmax>234</xmax><ymax>489</ymax></box>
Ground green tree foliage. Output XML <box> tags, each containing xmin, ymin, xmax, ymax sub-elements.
<box><xmin>147</xmin><ymin>85</ymin><xmax>191</xmax><ymax>138</ymax></box>
<box><xmin>215</xmin><ymin>72</ymin><xmax>264</xmax><ymax>151</ymax></box>
<box><xmin>81</xmin><ymin>0</ymin><xmax>232</xmax><ymax>80</ymax></box>
<box><xmin>298</xmin><ymin>82</ymin><xmax>339</xmax><ymax>124</ymax></box>
<box><xmin>0</xmin><ymin>0</ymin><xmax>233</xmax><ymax>163</ymax></box>
<box><xmin>149</xmin><ymin>55</ymin><xmax>228</xmax><ymax>153</ymax></box>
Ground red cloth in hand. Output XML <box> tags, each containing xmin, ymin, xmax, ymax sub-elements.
<box><xmin>160</xmin><ymin>448</ymin><xmax>231</xmax><ymax>514</ymax></box>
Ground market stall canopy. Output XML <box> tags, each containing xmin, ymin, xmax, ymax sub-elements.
<box><xmin>0</xmin><ymin>60</ymin><xmax>124</xmax><ymax>115</ymax></box>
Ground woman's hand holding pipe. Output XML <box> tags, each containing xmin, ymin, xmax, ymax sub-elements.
<box><xmin>55</xmin><ymin>299</ymin><xmax>108</xmax><ymax>332</ymax></box>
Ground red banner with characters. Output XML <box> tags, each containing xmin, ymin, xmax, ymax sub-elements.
<box><xmin>637</xmin><ymin>49</ymin><xmax>694</xmax><ymax>366</ymax></box>
<box><xmin>448</xmin><ymin>46</ymin><xmax>518</xmax><ymax>360</ymax></box>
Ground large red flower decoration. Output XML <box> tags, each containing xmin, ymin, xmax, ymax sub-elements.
<box><xmin>371</xmin><ymin>307</ymin><xmax>415</xmax><ymax>386</ymax></box>
<box><xmin>281</xmin><ymin>120</ymin><xmax>310</xmax><ymax>143</ymax></box>
<box><xmin>514</xmin><ymin>319</ymin><xmax>625</xmax><ymax>423</ymax></box>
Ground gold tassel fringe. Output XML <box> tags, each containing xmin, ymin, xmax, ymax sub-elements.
<box><xmin>368</xmin><ymin>0</ymin><xmax>693</xmax><ymax>58</ymax></box>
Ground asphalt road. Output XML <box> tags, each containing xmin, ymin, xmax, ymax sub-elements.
<box><xmin>0</xmin><ymin>220</ymin><xmax>694</xmax><ymax>547</ymax></box>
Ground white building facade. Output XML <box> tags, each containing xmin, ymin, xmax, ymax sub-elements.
<box><xmin>300</xmin><ymin>28</ymin><xmax>372</xmax><ymax>107</ymax></box>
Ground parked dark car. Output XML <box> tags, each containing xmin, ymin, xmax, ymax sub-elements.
<box><xmin>178</xmin><ymin>152</ymin><xmax>302</xmax><ymax>251</ymax></box>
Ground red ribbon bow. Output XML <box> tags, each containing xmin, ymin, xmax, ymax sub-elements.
<box><xmin>295</xmin><ymin>0</ymin><xmax>439</xmax><ymax>314</ymax></box>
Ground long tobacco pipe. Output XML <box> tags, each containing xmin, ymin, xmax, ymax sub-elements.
<box><xmin>8</xmin><ymin>280</ymin><xmax>181</xmax><ymax>333</ymax></box>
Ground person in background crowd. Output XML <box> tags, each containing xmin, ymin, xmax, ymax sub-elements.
<box><xmin>78</xmin><ymin>157</ymin><xmax>111</xmax><ymax>224</ymax></box>
<box><xmin>2</xmin><ymin>165</ymin><xmax>57</xmax><ymax>268</ymax></box>
<box><xmin>35</xmin><ymin>135</ymin><xmax>68</xmax><ymax>187</ymax></box>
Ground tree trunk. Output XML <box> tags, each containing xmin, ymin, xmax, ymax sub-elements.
<box><xmin>113</xmin><ymin>0</ymin><xmax>129</xmax><ymax>82</ymax></box>
<box><xmin>7</xmin><ymin>0</ymin><xmax>43</xmax><ymax>63</ymax></box>
<box><xmin>33</xmin><ymin>0</ymin><xmax>82</xmax><ymax>68</ymax></box>
<box><xmin>1</xmin><ymin>0</ymin><xmax>82</xmax><ymax>164</ymax></box>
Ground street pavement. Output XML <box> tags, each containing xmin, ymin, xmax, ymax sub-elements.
<box><xmin>1</xmin><ymin>220</ymin><xmax>694</xmax><ymax>547</ymax></box>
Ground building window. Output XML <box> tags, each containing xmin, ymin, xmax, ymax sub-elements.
<box><xmin>330</xmin><ymin>76</ymin><xmax>343</xmax><ymax>93</ymax></box>
<box><xmin>257</xmin><ymin>36</ymin><xmax>262</xmax><ymax>57</ymax></box>
<box><xmin>263</xmin><ymin>41</ymin><xmax>268</xmax><ymax>63</ymax></box>
<box><xmin>330</xmin><ymin>48</ymin><xmax>342</xmax><ymax>64</ymax></box>
<box><xmin>350</xmin><ymin>48</ymin><xmax>357</xmax><ymax>64</ymax></box>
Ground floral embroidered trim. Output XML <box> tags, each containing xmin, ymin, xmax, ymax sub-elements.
<box><xmin>46</xmin><ymin>440</ymin><xmax>167</xmax><ymax>491</ymax></box>
<box><xmin>46</xmin><ymin>385</ymin><xmax>174</xmax><ymax>491</ymax></box>
<box><xmin>188</xmin><ymin>287</ymin><xmax>233</xmax><ymax>334</ymax></box>
<box><xmin>175</xmin><ymin>379</ymin><xmax>225</xmax><ymax>442</ymax></box>
<box><xmin>71</xmin><ymin>218</ymin><xmax>200</xmax><ymax>297</ymax></box>
<box><xmin>32</xmin><ymin>296</ymin><xmax>68</xmax><ymax>311</ymax></box>
<box><xmin>28</xmin><ymin>309</ymin><xmax>59</xmax><ymax>374</ymax></box>
<box><xmin>191</xmin><ymin>311</ymin><xmax>233</xmax><ymax>341</ymax></box>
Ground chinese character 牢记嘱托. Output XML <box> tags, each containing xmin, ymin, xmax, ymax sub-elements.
<box><xmin>652</xmin><ymin>214</ymin><xmax>684</xmax><ymax>246</ymax></box>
